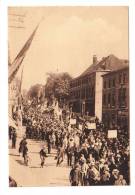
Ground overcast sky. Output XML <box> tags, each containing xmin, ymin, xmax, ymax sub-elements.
<box><xmin>8</xmin><ymin>6</ymin><xmax>129</xmax><ymax>90</ymax></box>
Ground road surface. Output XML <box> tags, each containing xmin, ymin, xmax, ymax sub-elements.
<box><xmin>9</xmin><ymin>130</ymin><xmax>70</xmax><ymax>187</ymax></box>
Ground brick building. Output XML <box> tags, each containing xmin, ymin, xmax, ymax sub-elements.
<box><xmin>102</xmin><ymin>65</ymin><xmax>129</xmax><ymax>131</ymax></box>
<box><xmin>69</xmin><ymin>54</ymin><xmax>129</xmax><ymax>122</ymax></box>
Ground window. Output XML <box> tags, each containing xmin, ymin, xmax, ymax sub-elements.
<box><xmin>122</xmin><ymin>88</ymin><xmax>127</xmax><ymax>107</ymax></box>
<box><xmin>91</xmin><ymin>86</ymin><xmax>95</xmax><ymax>97</ymax></box>
<box><xmin>108</xmin><ymin>79</ymin><xmax>111</xmax><ymax>88</ymax></box>
<box><xmin>119</xmin><ymin>73</ymin><xmax>122</xmax><ymax>84</ymax></box>
<box><xmin>86</xmin><ymin>87</ymin><xmax>88</xmax><ymax>98</ymax></box>
<box><xmin>112</xmin><ymin>78</ymin><xmax>115</xmax><ymax>87</ymax></box>
<box><xmin>112</xmin><ymin>93</ymin><xmax>115</xmax><ymax>106</ymax></box>
<box><xmin>118</xmin><ymin>88</ymin><xmax>127</xmax><ymax>107</ymax></box>
<box><xmin>108</xmin><ymin>93</ymin><xmax>111</xmax><ymax>105</ymax></box>
<box><xmin>103</xmin><ymin>94</ymin><xmax>106</xmax><ymax>105</ymax></box>
<box><xmin>103</xmin><ymin>80</ymin><xmax>106</xmax><ymax>89</ymax></box>
<box><xmin>88</xmin><ymin>88</ymin><xmax>91</xmax><ymax>97</ymax></box>
<box><xmin>81</xmin><ymin>88</ymin><xmax>85</xmax><ymax>99</ymax></box>
<box><xmin>78</xmin><ymin>90</ymin><xmax>80</xmax><ymax>98</ymax></box>
<box><xmin>123</xmin><ymin>73</ymin><xmax>126</xmax><ymax>83</ymax></box>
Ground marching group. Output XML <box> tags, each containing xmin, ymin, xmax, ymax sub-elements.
<box><xmin>9</xmin><ymin>102</ymin><xmax>130</xmax><ymax>186</ymax></box>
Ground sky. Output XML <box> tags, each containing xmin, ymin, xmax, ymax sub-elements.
<box><xmin>8</xmin><ymin>6</ymin><xmax>129</xmax><ymax>90</ymax></box>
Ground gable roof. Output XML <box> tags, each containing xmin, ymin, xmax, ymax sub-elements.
<box><xmin>74</xmin><ymin>54</ymin><xmax>129</xmax><ymax>80</ymax></box>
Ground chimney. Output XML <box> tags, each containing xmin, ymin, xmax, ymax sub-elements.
<box><xmin>93</xmin><ymin>55</ymin><xmax>97</xmax><ymax>64</ymax></box>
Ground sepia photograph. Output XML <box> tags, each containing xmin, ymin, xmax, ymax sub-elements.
<box><xmin>8</xmin><ymin>6</ymin><xmax>129</xmax><ymax>187</ymax></box>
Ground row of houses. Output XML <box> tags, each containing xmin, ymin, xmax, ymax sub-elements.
<box><xmin>69</xmin><ymin>54</ymin><xmax>129</xmax><ymax>130</ymax></box>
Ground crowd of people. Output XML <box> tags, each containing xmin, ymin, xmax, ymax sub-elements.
<box><xmin>9</xmin><ymin>100</ymin><xmax>130</xmax><ymax>186</ymax></box>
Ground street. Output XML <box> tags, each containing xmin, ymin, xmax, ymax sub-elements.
<box><xmin>9</xmin><ymin>130</ymin><xmax>70</xmax><ymax>187</ymax></box>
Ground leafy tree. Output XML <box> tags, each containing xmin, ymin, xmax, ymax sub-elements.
<box><xmin>45</xmin><ymin>72</ymin><xmax>72</xmax><ymax>101</ymax></box>
<box><xmin>27</xmin><ymin>84</ymin><xmax>44</xmax><ymax>100</ymax></box>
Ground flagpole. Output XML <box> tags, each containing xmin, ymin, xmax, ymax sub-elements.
<box><xmin>8</xmin><ymin>22</ymin><xmax>40</xmax><ymax>84</ymax></box>
<box><xmin>17</xmin><ymin>65</ymin><xmax>24</xmax><ymax>128</ymax></box>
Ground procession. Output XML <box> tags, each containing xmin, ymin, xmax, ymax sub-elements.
<box><xmin>9</xmin><ymin>97</ymin><xmax>129</xmax><ymax>186</ymax></box>
<box><xmin>8</xmin><ymin>7</ymin><xmax>129</xmax><ymax>187</ymax></box>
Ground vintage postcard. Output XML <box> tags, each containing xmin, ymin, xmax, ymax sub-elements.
<box><xmin>8</xmin><ymin>6</ymin><xmax>129</xmax><ymax>187</ymax></box>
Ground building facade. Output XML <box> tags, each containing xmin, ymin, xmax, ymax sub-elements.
<box><xmin>8</xmin><ymin>77</ymin><xmax>20</xmax><ymax>115</ymax></box>
<box><xmin>69</xmin><ymin>70</ymin><xmax>109</xmax><ymax>121</ymax></box>
<box><xmin>102</xmin><ymin>66</ymin><xmax>129</xmax><ymax>131</ymax></box>
<box><xmin>69</xmin><ymin>54</ymin><xmax>129</xmax><ymax>122</ymax></box>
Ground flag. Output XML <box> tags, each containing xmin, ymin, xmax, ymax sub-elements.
<box><xmin>8</xmin><ymin>44</ymin><xmax>12</xmax><ymax>67</ymax></box>
<box><xmin>19</xmin><ymin>65</ymin><xmax>24</xmax><ymax>93</ymax></box>
<box><xmin>8</xmin><ymin>113</ymin><xmax>18</xmax><ymax>129</ymax></box>
<box><xmin>14</xmin><ymin>66</ymin><xmax>24</xmax><ymax>106</ymax></box>
<box><xmin>8</xmin><ymin>24</ymin><xmax>39</xmax><ymax>83</ymax></box>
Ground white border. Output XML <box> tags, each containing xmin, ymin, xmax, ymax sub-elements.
<box><xmin>5</xmin><ymin>0</ymin><xmax>132</xmax><ymax>6</ymax></box>
<box><xmin>0</xmin><ymin>0</ymin><xmax>135</xmax><ymax>195</ymax></box>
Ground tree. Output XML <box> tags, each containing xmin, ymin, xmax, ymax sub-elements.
<box><xmin>45</xmin><ymin>72</ymin><xmax>72</xmax><ymax>101</ymax></box>
<box><xmin>27</xmin><ymin>84</ymin><xmax>44</xmax><ymax>101</ymax></box>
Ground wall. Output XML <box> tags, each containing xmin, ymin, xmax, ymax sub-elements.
<box><xmin>95</xmin><ymin>71</ymin><xmax>108</xmax><ymax>121</ymax></box>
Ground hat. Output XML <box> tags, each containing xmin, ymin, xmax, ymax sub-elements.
<box><xmin>81</xmin><ymin>158</ymin><xmax>86</xmax><ymax>163</ymax></box>
<box><xmin>91</xmin><ymin>162</ymin><xmax>95</xmax><ymax>166</ymax></box>
<box><xmin>117</xmin><ymin>154</ymin><xmax>121</xmax><ymax>158</ymax></box>
<box><xmin>100</xmin><ymin>159</ymin><xmax>105</xmax><ymax>163</ymax></box>
<box><xmin>104</xmin><ymin>165</ymin><xmax>110</xmax><ymax>171</ymax></box>
<box><xmin>112</xmin><ymin>169</ymin><xmax>119</xmax><ymax>173</ymax></box>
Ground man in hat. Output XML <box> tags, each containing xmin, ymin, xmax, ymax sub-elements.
<box><xmin>109</xmin><ymin>169</ymin><xmax>120</xmax><ymax>185</ymax></box>
<box><xmin>66</xmin><ymin>144</ymin><xmax>75</xmax><ymax>166</ymax></box>
<box><xmin>87</xmin><ymin>162</ymin><xmax>100</xmax><ymax>185</ymax></box>
<box><xmin>39</xmin><ymin>147</ymin><xmax>47</xmax><ymax>168</ymax></box>
<box><xmin>22</xmin><ymin>143</ymin><xmax>29</xmax><ymax>166</ymax></box>
<box><xmin>19</xmin><ymin>136</ymin><xmax>27</xmax><ymax>155</ymax></box>
<box><xmin>11</xmin><ymin>129</ymin><xmax>17</xmax><ymax>149</ymax></box>
<box><xmin>56</xmin><ymin>145</ymin><xmax>65</xmax><ymax>166</ymax></box>
<box><xmin>79</xmin><ymin>158</ymin><xmax>88</xmax><ymax>186</ymax></box>
<box><xmin>114</xmin><ymin>174</ymin><xmax>127</xmax><ymax>185</ymax></box>
<box><xmin>100</xmin><ymin>169</ymin><xmax>110</xmax><ymax>185</ymax></box>
<box><xmin>69</xmin><ymin>163</ymin><xmax>81</xmax><ymax>186</ymax></box>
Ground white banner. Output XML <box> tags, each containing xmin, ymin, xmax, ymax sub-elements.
<box><xmin>70</xmin><ymin>118</ymin><xmax>76</xmax><ymax>125</ymax></box>
<box><xmin>108</xmin><ymin>130</ymin><xmax>117</xmax><ymax>138</ymax></box>
<box><xmin>86</xmin><ymin>122</ymin><xmax>96</xmax><ymax>130</ymax></box>
<box><xmin>79</xmin><ymin>124</ymin><xmax>83</xmax><ymax>130</ymax></box>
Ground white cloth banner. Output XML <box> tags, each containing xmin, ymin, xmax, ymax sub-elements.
<box><xmin>9</xmin><ymin>114</ymin><xmax>18</xmax><ymax>129</ymax></box>
<box><xmin>86</xmin><ymin>122</ymin><xmax>96</xmax><ymax>130</ymax></box>
<box><xmin>70</xmin><ymin>118</ymin><xmax>76</xmax><ymax>125</ymax></box>
<box><xmin>79</xmin><ymin>124</ymin><xmax>83</xmax><ymax>130</ymax></box>
<box><xmin>108</xmin><ymin>130</ymin><xmax>117</xmax><ymax>138</ymax></box>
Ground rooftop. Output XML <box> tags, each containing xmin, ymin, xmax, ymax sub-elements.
<box><xmin>73</xmin><ymin>54</ymin><xmax>129</xmax><ymax>80</ymax></box>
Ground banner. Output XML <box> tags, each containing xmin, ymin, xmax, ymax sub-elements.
<box><xmin>70</xmin><ymin>118</ymin><xmax>76</xmax><ymax>125</ymax></box>
<box><xmin>108</xmin><ymin>130</ymin><xmax>117</xmax><ymax>138</ymax></box>
<box><xmin>8</xmin><ymin>113</ymin><xmax>18</xmax><ymax>129</ymax></box>
<box><xmin>9</xmin><ymin>24</ymin><xmax>39</xmax><ymax>83</ymax></box>
<box><xmin>79</xmin><ymin>124</ymin><xmax>83</xmax><ymax>130</ymax></box>
<box><xmin>86</xmin><ymin>122</ymin><xmax>96</xmax><ymax>130</ymax></box>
